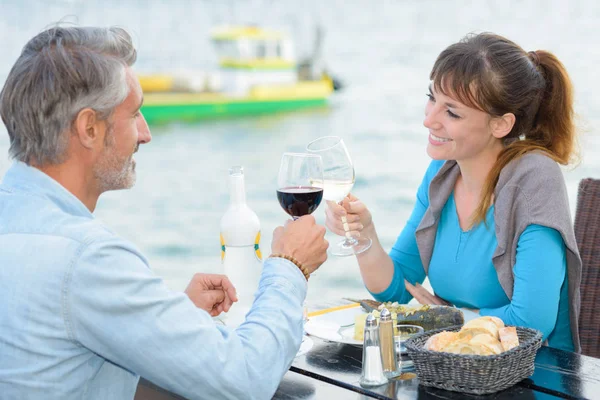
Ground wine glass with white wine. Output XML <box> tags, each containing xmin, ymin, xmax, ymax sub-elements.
<box><xmin>306</xmin><ymin>136</ymin><xmax>372</xmax><ymax>256</ymax></box>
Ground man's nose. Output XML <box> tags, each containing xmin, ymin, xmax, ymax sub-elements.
<box><xmin>138</xmin><ymin>113</ymin><xmax>152</xmax><ymax>144</ymax></box>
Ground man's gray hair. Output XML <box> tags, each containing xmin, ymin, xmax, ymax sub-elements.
<box><xmin>0</xmin><ymin>26</ymin><xmax>137</xmax><ymax>166</ymax></box>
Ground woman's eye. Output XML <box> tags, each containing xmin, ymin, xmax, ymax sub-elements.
<box><xmin>446</xmin><ymin>110</ymin><xmax>460</xmax><ymax>119</ymax></box>
<box><xmin>426</xmin><ymin>93</ymin><xmax>435</xmax><ymax>102</ymax></box>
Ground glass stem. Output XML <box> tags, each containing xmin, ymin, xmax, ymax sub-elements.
<box><xmin>344</xmin><ymin>236</ymin><xmax>358</xmax><ymax>245</ymax></box>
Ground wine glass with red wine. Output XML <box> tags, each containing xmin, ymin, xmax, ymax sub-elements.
<box><xmin>277</xmin><ymin>153</ymin><xmax>324</xmax><ymax>220</ymax></box>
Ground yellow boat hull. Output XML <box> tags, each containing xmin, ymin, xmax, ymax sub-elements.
<box><xmin>140</xmin><ymin>79</ymin><xmax>333</xmax><ymax>124</ymax></box>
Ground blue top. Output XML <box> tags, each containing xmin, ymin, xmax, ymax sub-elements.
<box><xmin>0</xmin><ymin>162</ymin><xmax>307</xmax><ymax>400</ymax></box>
<box><xmin>372</xmin><ymin>160</ymin><xmax>573</xmax><ymax>351</ymax></box>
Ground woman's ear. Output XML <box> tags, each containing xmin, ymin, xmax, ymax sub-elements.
<box><xmin>490</xmin><ymin>113</ymin><xmax>516</xmax><ymax>139</ymax></box>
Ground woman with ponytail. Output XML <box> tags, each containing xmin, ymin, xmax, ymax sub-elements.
<box><xmin>326</xmin><ymin>32</ymin><xmax>582</xmax><ymax>352</ymax></box>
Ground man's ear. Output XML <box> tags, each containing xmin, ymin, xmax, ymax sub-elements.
<box><xmin>73</xmin><ymin>108</ymin><xmax>105</xmax><ymax>149</ymax></box>
<box><xmin>490</xmin><ymin>112</ymin><xmax>516</xmax><ymax>139</ymax></box>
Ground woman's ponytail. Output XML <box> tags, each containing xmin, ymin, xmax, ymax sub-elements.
<box><xmin>526</xmin><ymin>50</ymin><xmax>577</xmax><ymax>164</ymax></box>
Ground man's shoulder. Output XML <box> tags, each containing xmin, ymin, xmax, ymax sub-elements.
<box><xmin>58</xmin><ymin>214</ymin><xmax>118</xmax><ymax>245</ymax></box>
<box><xmin>0</xmin><ymin>190</ymin><xmax>117</xmax><ymax>245</ymax></box>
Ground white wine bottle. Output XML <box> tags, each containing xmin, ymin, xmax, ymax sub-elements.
<box><xmin>219</xmin><ymin>166</ymin><xmax>263</xmax><ymax>327</ymax></box>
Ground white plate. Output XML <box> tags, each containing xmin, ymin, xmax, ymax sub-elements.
<box><xmin>304</xmin><ymin>305</ymin><xmax>363</xmax><ymax>345</ymax></box>
<box><xmin>304</xmin><ymin>304</ymin><xmax>480</xmax><ymax>346</ymax></box>
<box><xmin>295</xmin><ymin>335</ymin><xmax>314</xmax><ymax>357</ymax></box>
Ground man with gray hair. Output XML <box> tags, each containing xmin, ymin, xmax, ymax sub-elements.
<box><xmin>0</xmin><ymin>26</ymin><xmax>328</xmax><ymax>399</ymax></box>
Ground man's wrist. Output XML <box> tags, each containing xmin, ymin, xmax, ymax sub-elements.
<box><xmin>268</xmin><ymin>253</ymin><xmax>310</xmax><ymax>281</ymax></box>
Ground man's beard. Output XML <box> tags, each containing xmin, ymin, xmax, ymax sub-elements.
<box><xmin>93</xmin><ymin>128</ymin><xmax>137</xmax><ymax>193</ymax></box>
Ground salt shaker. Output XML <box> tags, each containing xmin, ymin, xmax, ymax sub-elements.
<box><xmin>379</xmin><ymin>308</ymin><xmax>402</xmax><ymax>378</ymax></box>
<box><xmin>359</xmin><ymin>313</ymin><xmax>388</xmax><ymax>387</ymax></box>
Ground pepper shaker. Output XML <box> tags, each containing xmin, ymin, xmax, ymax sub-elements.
<box><xmin>359</xmin><ymin>313</ymin><xmax>388</xmax><ymax>387</ymax></box>
<box><xmin>379</xmin><ymin>308</ymin><xmax>402</xmax><ymax>378</ymax></box>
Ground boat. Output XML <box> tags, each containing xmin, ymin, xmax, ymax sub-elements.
<box><xmin>138</xmin><ymin>26</ymin><xmax>339</xmax><ymax>125</ymax></box>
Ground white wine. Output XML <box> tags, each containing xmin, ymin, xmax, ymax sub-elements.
<box><xmin>306</xmin><ymin>136</ymin><xmax>373</xmax><ymax>256</ymax></box>
<box><xmin>313</xmin><ymin>179</ymin><xmax>354</xmax><ymax>203</ymax></box>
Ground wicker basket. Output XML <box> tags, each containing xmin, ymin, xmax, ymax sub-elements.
<box><xmin>404</xmin><ymin>325</ymin><xmax>543</xmax><ymax>395</ymax></box>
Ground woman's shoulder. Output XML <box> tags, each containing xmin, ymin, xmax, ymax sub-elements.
<box><xmin>426</xmin><ymin>159</ymin><xmax>447</xmax><ymax>175</ymax></box>
<box><xmin>494</xmin><ymin>151</ymin><xmax>570</xmax><ymax>226</ymax></box>
<box><xmin>509</xmin><ymin>151</ymin><xmax>561</xmax><ymax>171</ymax></box>
<box><xmin>424</xmin><ymin>159</ymin><xmax>452</xmax><ymax>184</ymax></box>
<box><xmin>497</xmin><ymin>151</ymin><xmax>565</xmax><ymax>194</ymax></box>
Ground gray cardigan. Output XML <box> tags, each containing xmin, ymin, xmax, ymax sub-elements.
<box><xmin>414</xmin><ymin>152</ymin><xmax>582</xmax><ymax>352</ymax></box>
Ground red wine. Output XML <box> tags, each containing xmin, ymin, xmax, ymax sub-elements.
<box><xmin>277</xmin><ymin>186</ymin><xmax>324</xmax><ymax>218</ymax></box>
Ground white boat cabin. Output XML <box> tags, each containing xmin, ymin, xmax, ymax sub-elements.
<box><xmin>211</xmin><ymin>26</ymin><xmax>299</xmax><ymax>96</ymax></box>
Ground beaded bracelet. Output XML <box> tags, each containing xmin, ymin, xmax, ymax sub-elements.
<box><xmin>269</xmin><ymin>253</ymin><xmax>310</xmax><ymax>281</ymax></box>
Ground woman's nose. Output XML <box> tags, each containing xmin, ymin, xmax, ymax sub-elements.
<box><xmin>423</xmin><ymin>104</ymin><xmax>441</xmax><ymax>130</ymax></box>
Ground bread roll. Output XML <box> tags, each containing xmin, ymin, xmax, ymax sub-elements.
<box><xmin>499</xmin><ymin>326</ymin><xmax>520</xmax><ymax>351</ymax></box>
<box><xmin>469</xmin><ymin>334</ymin><xmax>504</xmax><ymax>355</ymax></box>
<box><xmin>443</xmin><ymin>341</ymin><xmax>497</xmax><ymax>356</ymax></box>
<box><xmin>456</xmin><ymin>327</ymin><xmax>494</xmax><ymax>341</ymax></box>
<box><xmin>424</xmin><ymin>316</ymin><xmax>518</xmax><ymax>356</ymax></box>
<box><xmin>424</xmin><ymin>331</ymin><xmax>458</xmax><ymax>351</ymax></box>
<box><xmin>461</xmin><ymin>318</ymin><xmax>500</xmax><ymax>338</ymax></box>
<box><xmin>477</xmin><ymin>316</ymin><xmax>505</xmax><ymax>329</ymax></box>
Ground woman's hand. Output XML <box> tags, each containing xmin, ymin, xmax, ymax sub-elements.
<box><xmin>325</xmin><ymin>193</ymin><xmax>373</xmax><ymax>239</ymax></box>
<box><xmin>404</xmin><ymin>279</ymin><xmax>451</xmax><ymax>306</ymax></box>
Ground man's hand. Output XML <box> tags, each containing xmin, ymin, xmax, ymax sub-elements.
<box><xmin>404</xmin><ymin>279</ymin><xmax>451</xmax><ymax>306</ymax></box>
<box><xmin>185</xmin><ymin>273</ymin><xmax>238</xmax><ymax>316</ymax></box>
<box><xmin>271</xmin><ymin>215</ymin><xmax>328</xmax><ymax>275</ymax></box>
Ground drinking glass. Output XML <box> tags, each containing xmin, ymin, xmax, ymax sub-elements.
<box><xmin>306</xmin><ymin>136</ymin><xmax>372</xmax><ymax>256</ymax></box>
<box><xmin>277</xmin><ymin>153</ymin><xmax>324</xmax><ymax>220</ymax></box>
<box><xmin>394</xmin><ymin>324</ymin><xmax>424</xmax><ymax>369</ymax></box>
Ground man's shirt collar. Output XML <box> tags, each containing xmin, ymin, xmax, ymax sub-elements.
<box><xmin>2</xmin><ymin>161</ymin><xmax>94</xmax><ymax>219</ymax></box>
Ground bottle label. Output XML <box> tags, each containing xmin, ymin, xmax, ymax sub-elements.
<box><xmin>254</xmin><ymin>231</ymin><xmax>262</xmax><ymax>261</ymax></box>
<box><xmin>220</xmin><ymin>233</ymin><xmax>226</xmax><ymax>261</ymax></box>
<box><xmin>220</xmin><ymin>231</ymin><xmax>262</xmax><ymax>262</ymax></box>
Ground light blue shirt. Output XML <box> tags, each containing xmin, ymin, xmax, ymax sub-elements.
<box><xmin>0</xmin><ymin>162</ymin><xmax>307</xmax><ymax>399</ymax></box>
<box><xmin>372</xmin><ymin>160</ymin><xmax>573</xmax><ymax>351</ymax></box>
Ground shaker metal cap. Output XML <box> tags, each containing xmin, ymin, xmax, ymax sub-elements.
<box><xmin>365</xmin><ymin>312</ymin><xmax>377</xmax><ymax>327</ymax></box>
<box><xmin>380</xmin><ymin>308</ymin><xmax>391</xmax><ymax>321</ymax></box>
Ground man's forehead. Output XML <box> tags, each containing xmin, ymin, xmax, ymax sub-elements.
<box><xmin>124</xmin><ymin>67</ymin><xmax>143</xmax><ymax>103</ymax></box>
